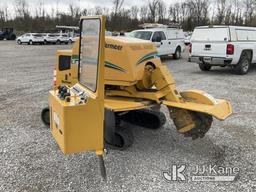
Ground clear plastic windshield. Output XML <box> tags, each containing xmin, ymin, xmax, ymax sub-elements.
<box><xmin>79</xmin><ymin>19</ymin><xmax>100</xmax><ymax>92</ymax></box>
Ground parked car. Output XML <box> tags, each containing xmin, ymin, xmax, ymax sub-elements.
<box><xmin>56</xmin><ymin>34</ymin><xmax>69</xmax><ymax>44</ymax></box>
<box><xmin>105</xmin><ymin>31</ymin><xmax>112</xmax><ymax>36</ymax></box>
<box><xmin>129</xmin><ymin>27</ymin><xmax>185</xmax><ymax>59</ymax></box>
<box><xmin>189</xmin><ymin>25</ymin><xmax>256</xmax><ymax>75</ymax></box>
<box><xmin>68</xmin><ymin>34</ymin><xmax>79</xmax><ymax>43</ymax></box>
<box><xmin>44</xmin><ymin>33</ymin><xmax>59</xmax><ymax>44</ymax></box>
<box><xmin>17</xmin><ymin>33</ymin><xmax>44</xmax><ymax>45</ymax></box>
<box><xmin>0</xmin><ymin>28</ymin><xmax>16</xmax><ymax>40</ymax></box>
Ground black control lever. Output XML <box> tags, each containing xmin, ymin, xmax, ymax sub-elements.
<box><xmin>57</xmin><ymin>85</ymin><xmax>70</xmax><ymax>100</ymax></box>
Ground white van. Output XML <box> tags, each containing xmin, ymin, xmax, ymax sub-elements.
<box><xmin>129</xmin><ymin>28</ymin><xmax>185</xmax><ymax>59</ymax></box>
<box><xmin>189</xmin><ymin>25</ymin><xmax>256</xmax><ymax>74</ymax></box>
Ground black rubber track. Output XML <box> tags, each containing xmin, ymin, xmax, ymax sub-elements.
<box><xmin>120</xmin><ymin>109</ymin><xmax>166</xmax><ymax>129</ymax></box>
<box><xmin>104</xmin><ymin>126</ymin><xmax>134</xmax><ymax>150</ymax></box>
<box><xmin>41</xmin><ymin>107</ymin><xmax>50</xmax><ymax>127</ymax></box>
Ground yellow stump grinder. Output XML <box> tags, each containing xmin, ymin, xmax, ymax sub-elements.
<box><xmin>41</xmin><ymin>16</ymin><xmax>232</xmax><ymax>179</ymax></box>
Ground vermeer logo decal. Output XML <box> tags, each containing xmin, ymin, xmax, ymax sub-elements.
<box><xmin>105</xmin><ymin>43</ymin><xmax>123</xmax><ymax>50</ymax></box>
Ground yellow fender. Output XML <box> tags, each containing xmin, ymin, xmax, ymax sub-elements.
<box><xmin>164</xmin><ymin>89</ymin><xmax>232</xmax><ymax>120</ymax></box>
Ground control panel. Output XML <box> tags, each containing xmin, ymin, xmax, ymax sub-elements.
<box><xmin>57</xmin><ymin>85</ymin><xmax>88</xmax><ymax>105</ymax></box>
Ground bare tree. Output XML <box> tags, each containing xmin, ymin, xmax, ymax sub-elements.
<box><xmin>35</xmin><ymin>0</ymin><xmax>45</xmax><ymax>18</ymax></box>
<box><xmin>68</xmin><ymin>3</ymin><xmax>75</xmax><ymax>17</ymax></box>
<box><xmin>210</xmin><ymin>0</ymin><xmax>217</xmax><ymax>24</ymax></box>
<box><xmin>101</xmin><ymin>7</ymin><xmax>110</xmax><ymax>16</ymax></box>
<box><xmin>95</xmin><ymin>6</ymin><xmax>103</xmax><ymax>15</ymax></box>
<box><xmin>0</xmin><ymin>9</ymin><xmax>4</xmax><ymax>23</ymax></box>
<box><xmin>148</xmin><ymin>0</ymin><xmax>160</xmax><ymax>22</ymax></box>
<box><xmin>243</xmin><ymin>0</ymin><xmax>255</xmax><ymax>25</ymax></box>
<box><xmin>4</xmin><ymin>5</ymin><xmax>8</xmax><ymax>21</ymax></box>
<box><xmin>224</xmin><ymin>4</ymin><xmax>232</xmax><ymax>24</ymax></box>
<box><xmin>113</xmin><ymin>0</ymin><xmax>124</xmax><ymax>15</ymax></box>
<box><xmin>56</xmin><ymin>0</ymin><xmax>59</xmax><ymax>18</ymax></box>
<box><xmin>169</xmin><ymin>3</ymin><xmax>181</xmax><ymax>22</ymax></box>
<box><xmin>233</xmin><ymin>0</ymin><xmax>243</xmax><ymax>25</ymax></box>
<box><xmin>140</xmin><ymin>5</ymin><xmax>148</xmax><ymax>22</ymax></box>
<box><xmin>215</xmin><ymin>0</ymin><xmax>226</xmax><ymax>24</ymax></box>
<box><xmin>0</xmin><ymin>4</ymin><xmax>9</xmax><ymax>22</ymax></box>
<box><xmin>157</xmin><ymin>0</ymin><xmax>166</xmax><ymax>23</ymax></box>
<box><xmin>81</xmin><ymin>8</ymin><xmax>87</xmax><ymax>16</ymax></box>
<box><xmin>131</xmin><ymin>6</ymin><xmax>139</xmax><ymax>20</ymax></box>
<box><xmin>188</xmin><ymin>0</ymin><xmax>209</xmax><ymax>26</ymax></box>
<box><xmin>14</xmin><ymin>0</ymin><xmax>29</xmax><ymax>18</ymax></box>
<box><xmin>50</xmin><ymin>6</ymin><xmax>55</xmax><ymax>18</ymax></box>
<box><xmin>4</xmin><ymin>0</ymin><xmax>256</xmax><ymax>34</ymax></box>
<box><xmin>0</xmin><ymin>3</ymin><xmax>7</xmax><ymax>23</ymax></box>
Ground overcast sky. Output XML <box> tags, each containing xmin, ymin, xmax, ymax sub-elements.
<box><xmin>2</xmin><ymin>0</ymin><xmax>176</xmax><ymax>13</ymax></box>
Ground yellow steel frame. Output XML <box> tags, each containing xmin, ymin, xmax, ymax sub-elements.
<box><xmin>50</xmin><ymin>16</ymin><xmax>106</xmax><ymax>154</ymax></box>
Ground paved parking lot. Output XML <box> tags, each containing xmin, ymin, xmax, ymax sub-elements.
<box><xmin>0</xmin><ymin>41</ymin><xmax>255</xmax><ymax>192</ymax></box>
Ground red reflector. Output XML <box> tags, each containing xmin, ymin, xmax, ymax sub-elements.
<box><xmin>53</xmin><ymin>68</ymin><xmax>57</xmax><ymax>87</ymax></box>
<box><xmin>189</xmin><ymin>43</ymin><xmax>192</xmax><ymax>54</ymax></box>
<box><xmin>226</xmin><ymin>44</ymin><xmax>234</xmax><ymax>55</ymax></box>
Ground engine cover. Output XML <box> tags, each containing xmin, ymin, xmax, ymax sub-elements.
<box><xmin>104</xmin><ymin>37</ymin><xmax>158</xmax><ymax>86</ymax></box>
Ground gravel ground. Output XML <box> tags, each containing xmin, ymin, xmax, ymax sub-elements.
<box><xmin>0</xmin><ymin>41</ymin><xmax>255</xmax><ymax>192</ymax></box>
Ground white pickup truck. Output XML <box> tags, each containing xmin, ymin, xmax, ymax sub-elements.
<box><xmin>129</xmin><ymin>27</ymin><xmax>185</xmax><ymax>59</ymax></box>
<box><xmin>189</xmin><ymin>25</ymin><xmax>256</xmax><ymax>75</ymax></box>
